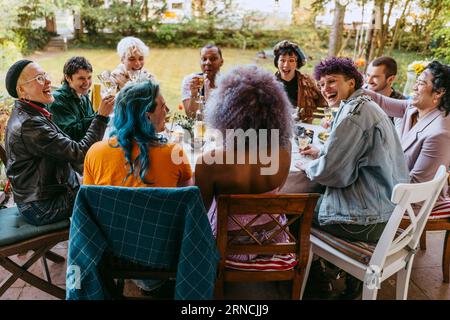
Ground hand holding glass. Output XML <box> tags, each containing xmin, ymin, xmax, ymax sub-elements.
<box><xmin>297</xmin><ymin>133</ymin><xmax>312</xmax><ymax>166</ymax></box>
<box><xmin>324</xmin><ymin>107</ymin><xmax>334</xmax><ymax>122</ymax></box>
<box><xmin>194</xmin><ymin>74</ymin><xmax>206</xmax><ymax>104</ymax></box>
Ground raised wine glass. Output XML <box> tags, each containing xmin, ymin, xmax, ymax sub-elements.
<box><xmin>195</xmin><ymin>74</ymin><xmax>206</xmax><ymax>104</ymax></box>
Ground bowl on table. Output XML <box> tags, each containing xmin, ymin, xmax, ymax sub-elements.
<box><xmin>318</xmin><ymin>132</ymin><xmax>330</xmax><ymax>144</ymax></box>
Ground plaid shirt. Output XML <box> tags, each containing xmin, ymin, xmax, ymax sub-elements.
<box><xmin>66</xmin><ymin>185</ymin><xmax>219</xmax><ymax>300</ymax></box>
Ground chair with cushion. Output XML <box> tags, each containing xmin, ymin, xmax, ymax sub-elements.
<box><xmin>215</xmin><ymin>193</ymin><xmax>320</xmax><ymax>300</ymax></box>
<box><xmin>409</xmin><ymin>170</ymin><xmax>450</xmax><ymax>282</ymax></box>
<box><xmin>0</xmin><ymin>144</ymin><xmax>69</xmax><ymax>299</ymax></box>
<box><xmin>66</xmin><ymin>185</ymin><xmax>219</xmax><ymax>300</ymax></box>
<box><xmin>307</xmin><ymin>165</ymin><xmax>448</xmax><ymax>300</ymax></box>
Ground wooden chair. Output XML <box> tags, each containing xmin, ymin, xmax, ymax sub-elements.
<box><xmin>308</xmin><ymin>165</ymin><xmax>448</xmax><ymax>300</ymax></box>
<box><xmin>215</xmin><ymin>193</ymin><xmax>320</xmax><ymax>300</ymax></box>
<box><xmin>408</xmin><ymin>171</ymin><xmax>450</xmax><ymax>282</ymax></box>
<box><xmin>0</xmin><ymin>144</ymin><xmax>69</xmax><ymax>299</ymax></box>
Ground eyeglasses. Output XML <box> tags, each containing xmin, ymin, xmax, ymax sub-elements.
<box><xmin>20</xmin><ymin>73</ymin><xmax>51</xmax><ymax>86</ymax></box>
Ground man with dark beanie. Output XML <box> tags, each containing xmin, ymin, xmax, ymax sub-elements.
<box><xmin>4</xmin><ymin>60</ymin><xmax>114</xmax><ymax>226</ymax></box>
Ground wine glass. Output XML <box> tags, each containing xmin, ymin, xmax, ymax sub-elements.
<box><xmin>97</xmin><ymin>71</ymin><xmax>116</xmax><ymax>98</ymax></box>
<box><xmin>128</xmin><ymin>70</ymin><xmax>141</xmax><ymax>83</ymax></box>
<box><xmin>192</xmin><ymin>120</ymin><xmax>207</xmax><ymax>150</ymax></box>
<box><xmin>297</xmin><ymin>133</ymin><xmax>312</xmax><ymax>165</ymax></box>
<box><xmin>195</xmin><ymin>74</ymin><xmax>206</xmax><ymax>104</ymax></box>
<box><xmin>323</xmin><ymin>107</ymin><xmax>333</xmax><ymax>122</ymax></box>
<box><xmin>298</xmin><ymin>133</ymin><xmax>310</xmax><ymax>152</ymax></box>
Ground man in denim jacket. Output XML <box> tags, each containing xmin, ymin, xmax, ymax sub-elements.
<box><xmin>298</xmin><ymin>57</ymin><xmax>409</xmax><ymax>242</ymax></box>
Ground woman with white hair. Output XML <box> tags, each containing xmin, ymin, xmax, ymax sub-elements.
<box><xmin>111</xmin><ymin>36</ymin><xmax>154</xmax><ymax>89</ymax></box>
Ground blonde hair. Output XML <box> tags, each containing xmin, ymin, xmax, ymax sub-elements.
<box><xmin>117</xmin><ymin>37</ymin><xmax>149</xmax><ymax>60</ymax></box>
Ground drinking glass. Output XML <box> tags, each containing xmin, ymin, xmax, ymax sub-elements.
<box><xmin>98</xmin><ymin>71</ymin><xmax>116</xmax><ymax>98</ymax></box>
<box><xmin>128</xmin><ymin>70</ymin><xmax>141</xmax><ymax>83</ymax></box>
<box><xmin>297</xmin><ymin>133</ymin><xmax>312</xmax><ymax>165</ymax></box>
<box><xmin>194</xmin><ymin>121</ymin><xmax>206</xmax><ymax>139</ymax></box>
<box><xmin>194</xmin><ymin>74</ymin><xmax>206</xmax><ymax>104</ymax></box>
<box><xmin>323</xmin><ymin>107</ymin><xmax>333</xmax><ymax>122</ymax></box>
<box><xmin>101</xmin><ymin>81</ymin><xmax>116</xmax><ymax>98</ymax></box>
<box><xmin>298</xmin><ymin>133</ymin><xmax>310</xmax><ymax>152</ymax></box>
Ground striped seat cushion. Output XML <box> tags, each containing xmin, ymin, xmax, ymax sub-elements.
<box><xmin>429</xmin><ymin>199</ymin><xmax>450</xmax><ymax>219</ymax></box>
<box><xmin>311</xmin><ymin>228</ymin><xmax>376</xmax><ymax>265</ymax></box>
<box><xmin>225</xmin><ymin>254</ymin><xmax>298</xmax><ymax>271</ymax></box>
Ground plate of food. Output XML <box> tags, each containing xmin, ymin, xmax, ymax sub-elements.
<box><xmin>318</xmin><ymin>132</ymin><xmax>330</xmax><ymax>144</ymax></box>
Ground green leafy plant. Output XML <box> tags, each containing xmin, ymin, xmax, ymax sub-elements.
<box><xmin>173</xmin><ymin>113</ymin><xmax>195</xmax><ymax>133</ymax></box>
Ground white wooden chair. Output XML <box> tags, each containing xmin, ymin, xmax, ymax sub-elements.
<box><xmin>304</xmin><ymin>165</ymin><xmax>448</xmax><ymax>300</ymax></box>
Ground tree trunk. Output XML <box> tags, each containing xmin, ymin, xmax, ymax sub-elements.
<box><xmin>364</xmin><ymin>0</ymin><xmax>383</xmax><ymax>66</ymax></box>
<box><xmin>192</xmin><ymin>0</ymin><xmax>206</xmax><ymax>18</ymax></box>
<box><xmin>328</xmin><ymin>1</ymin><xmax>346</xmax><ymax>57</ymax></box>
<box><xmin>422</xmin><ymin>1</ymin><xmax>443</xmax><ymax>53</ymax></box>
<box><xmin>337</xmin><ymin>24</ymin><xmax>354</xmax><ymax>56</ymax></box>
<box><xmin>73</xmin><ymin>11</ymin><xmax>83</xmax><ymax>38</ymax></box>
<box><xmin>292</xmin><ymin>0</ymin><xmax>301</xmax><ymax>25</ymax></box>
<box><xmin>141</xmin><ymin>0</ymin><xmax>148</xmax><ymax>21</ymax></box>
<box><xmin>388</xmin><ymin>0</ymin><xmax>411</xmax><ymax>55</ymax></box>
<box><xmin>45</xmin><ymin>14</ymin><xmax>57</xmax><ymax>34</ymax></box>
<box><xmin>370</xmin><ymin>0</ymin><xmax>384</xmax><ymax>61</ymax></box>
<box><xmin>377</xmin><ymin>0</ymin><xmax>395</xmax><ymax>56</ymax></box>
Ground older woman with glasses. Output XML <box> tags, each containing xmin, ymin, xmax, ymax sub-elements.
<box><xmin>273</xmin><ymin>40</ymin><xmax>327</xmax><ymax>123</ymax></box>
<box><xmin>4</xmin><ymin>59</ymin><xmax>114</xmax><ymax>226</ymax></box>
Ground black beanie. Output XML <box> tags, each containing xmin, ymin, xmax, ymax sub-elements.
<box><xmin>5</xmin><ymin>59</ymin><xmax>33</xmax><ymax>98</ymax></box>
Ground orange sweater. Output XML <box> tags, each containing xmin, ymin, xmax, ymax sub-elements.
<box><xmin>83</xmin><ymin>138</ymin><xmax>192</xmax><ymax>187</ymax></box>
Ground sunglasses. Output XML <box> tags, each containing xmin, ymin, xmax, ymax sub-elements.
<box><xmin>20</xmin><ymin>73</ymin><xmax>51</xmax><ymax>86</ymax></box>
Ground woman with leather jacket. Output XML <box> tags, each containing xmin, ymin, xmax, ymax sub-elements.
<box><xmin>4</xmin><ymin>60</ymin><xmax>114</xmax><ymax>226</ymax></box>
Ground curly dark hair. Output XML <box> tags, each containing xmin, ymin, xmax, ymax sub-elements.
<box><xmin>205</xmin><ymin>65</ymin><xmax>293</xmax><ymax>147</ymax></box>
<box><xmin>273</xmin><ymin>40</ymin><xmax>306</xmax><ymax>69</ymax></box>
<box><xmin>426</xmin><ymin>60</ymin><xmax>450</xmax><ymax>116</ymax></box>
<box><xmin>62</xmin><ymin>56</ymin><xmax>93</xmax><ymax>85</ymax></box>
<box><xmin>313</xmin><ymin>57</ymin><xmax>364</xmax><ymax>90</ymax></box>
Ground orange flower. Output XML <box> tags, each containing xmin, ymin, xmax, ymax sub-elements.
<box><xmin>178</xmin><ymin>104</ymin><xmax>184</xmax><ymax>110</ymax></box>
<box><xmin>355</xmin><ymin>58</ymin><xmax>366</xmax><ymax>67</ymax></box>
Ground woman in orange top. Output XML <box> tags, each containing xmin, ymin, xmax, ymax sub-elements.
<box><xmin>83</xmin><ymin>80</ymin><xmax>192</xmax><ymax>187</ymax></box>
<box><xmin>83</xmin><ymin>80</ymin><xmax>192</xmax><ymax>296</ymax></box>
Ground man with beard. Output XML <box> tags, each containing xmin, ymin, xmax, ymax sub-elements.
<box><xmin>365</xmin><ymin>56</ymin><xmax>406</xmax><ymax>100</ymax></box>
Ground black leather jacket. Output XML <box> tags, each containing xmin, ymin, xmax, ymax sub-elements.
<box><xmin>5</xmin><ymin>100</ymin><xmax>108</xmax><ymax>204</ymax></box>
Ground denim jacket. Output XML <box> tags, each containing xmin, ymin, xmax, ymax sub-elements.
<box><xmin>305</xmin><ymin>89</ymin><xmax>409</xmax><ymax>226</ymax></box>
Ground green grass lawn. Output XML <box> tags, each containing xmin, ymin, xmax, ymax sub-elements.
<box><xmin>1</xmin><ymin>47</ymin><xmax>429</xmax><ymax>112</ymax></box>
<box><xmin>1</xmin><ymin>48</ymin><xmax>278</xmax><ymax>112</ymax></box>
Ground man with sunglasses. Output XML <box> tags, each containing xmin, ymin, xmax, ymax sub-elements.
<box><xmin>48</xmin><ymin>56</ymin><xmax>114</xmax><ymax>141</ymax></box>
<box><xmin>4</xmin><ymin>59</ymin><xmax>114</xmax><ymax>226</ymax></box>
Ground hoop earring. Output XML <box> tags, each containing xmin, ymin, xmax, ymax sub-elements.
<box><xmin>19</xmin><ymin>94</ymin><xmax>31</xmax><ymax>104</ymax></box>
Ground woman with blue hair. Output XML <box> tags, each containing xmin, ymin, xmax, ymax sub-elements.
<box><xmin>83</xmin><ymin>80</ymin><xmax>192</xmax><ymax>188</ymax></box>
<box><xmin>83</xmin><ymin>81</ymin><xmax>193</xmax><ymax>296</ymax></box>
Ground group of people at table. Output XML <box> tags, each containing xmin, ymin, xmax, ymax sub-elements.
<box><xmin>3</xmin><ymin>35</ymin><xmax>450</xmax><ymax>296</ymax></box>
